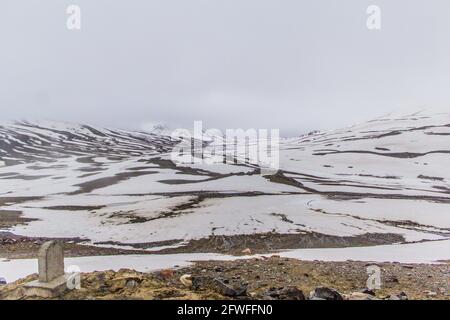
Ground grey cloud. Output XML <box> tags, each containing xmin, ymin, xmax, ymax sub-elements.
<box><xmin>0</xmin><ymin>0</ymin><xmax>449</xmax><ymax>136</ymax></box>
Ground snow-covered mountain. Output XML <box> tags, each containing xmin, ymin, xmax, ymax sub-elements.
<box><xmin>0</xmin><ymin>112</ymin><xmax>449</xmax><ymax>260</ymax></box>
<box><xmin>0</xmin><ymin>120</ymin><xmax>178</xmax><ymax>165</ymax></box>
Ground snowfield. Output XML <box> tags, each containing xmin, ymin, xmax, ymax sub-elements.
<box><xmin>1</xmin><ymin>112</ymin><xmax>450</xmax><ymax>263</ymax></box>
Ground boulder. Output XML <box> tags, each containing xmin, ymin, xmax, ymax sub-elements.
<box><xmin>309</xmin><ymin>287</ymin><xmax>343</xmax><ymax>300</ymax></box>
<box><xmin>212</xmin><ymin>278</ymin><xmax>247</xmax><ymax>297</ymax></box>
<box><xmin>361</xmin><ymin>288</ymin><xmax>376</xmax><ymax>296</ymax></box>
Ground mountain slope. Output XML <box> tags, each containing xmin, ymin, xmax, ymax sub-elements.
<box><xmin>0</xmin><ymin>120</ymin><xmax>177</xmax><ymax>165</ymax></box>
<box><xmin>0</xmin><ymin>112</ymin><xmax>449</xmax><ymax>260</ymax></box>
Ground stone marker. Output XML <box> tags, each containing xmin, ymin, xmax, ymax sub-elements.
<box><xmin>38</xmin><ymin>241</ymin><xmax>65</xmax><ymax>282</ymax></box>
<box><xmin>24</xmin><ymin>241</ymin><xmax>71</xmax><ymax>298</ymax></box>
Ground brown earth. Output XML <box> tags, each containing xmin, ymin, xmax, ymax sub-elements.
<box><xmin>0</xmin><ymin>233</ymin><xmax>152</xmax><ymax>259</ymax></box>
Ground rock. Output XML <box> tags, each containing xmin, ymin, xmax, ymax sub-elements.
<box><xmin>212</xmin><ymin>278</ymin><xmax>247</xmax><ymax>297</ymax></box>
<box><xmin>309</xmin><ymin>287</ymin><xmax>343</xmax><ymax>300</ymax></box>
<box><xmin>179</xmin><ymin>274</ymin><xmax>193</xmax><ymax>287</ymax></box>
<box><xmin>0</xmin><ymin>277</ymin><xmax>6</xmax><ymax>285</ymax></box>
<box><xmin>213</xmin><ymin>266</ymin><xmax>223</xmax><ymax>272</ymax></box>
<box><xmin>402</xmin><ymin>265</ymin><xmax>414</xmax><ymax>269</ymax></box>
<box><xmin>424</xmin><ymin>290</ymin><xmax>437</xmax><ymax>297</ymax></box>
<box><xmin>241</xmin><ymin>248</ymin><xmax>252</xmax><ymax>255</ymax></box>
<box><xmin>388</xmin><ymin>292</ymin><xmax>408</xmax><ymax>300</ymax></box>
<box><xmin>346</xmin><ymin>292</ymin><xmax>379</xmax><ymax>300</ymax></box>
<box><xmin>264</xmin><ymin>286</ymin><xmax>305</xmax><ymax>300</ymax></box>
<box><xmin>159</xmin><ymin>269</ymin><xmax>174</xmax><ymax>280</ymax></box>
<box><xmin>361</xmin><ymin>288</ymin><xmax>376</xmax><ymax>296</ymax></box>
<box><xmin>107</xmin><ymin>274</ymin><xmax>143</xmax><ymax>293</ymax></box>
<box><xmin>364</xmin><ymin>262</ymin><xmax>381</xmax><ymax>267</ymax></box>
<box><xmin>191</xmin><ymin>276</ymin><xmax>210</xmax><ymax>290</ymax></box>
<box><xmin>398</xmin><ymin>291</ymin><xmax>408</xmax><ymax>300</ymax></box>
<box><xmin>385</xmin><ymin>275</ymin><xmax>399</xmax><ymax>283</ymax></box>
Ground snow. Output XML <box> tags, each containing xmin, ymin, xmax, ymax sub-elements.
<box><xmin>0</xmin><ymin>253</ymin><xmax>239</xmax><ymax>284</ymax></box>
<box><xmin>280</xmin><ymin>239</ymin><xmax>450</xmax><ymax>264</ymax></box>
<box><xmin>1</xmin><ymin>112</ymin><xmax>450</xmax><ymax>264</ymax></box>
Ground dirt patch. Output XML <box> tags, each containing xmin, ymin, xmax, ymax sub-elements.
<box><xmin>154</xmin><ymin>232</ymin><xmax>405</xmax><ymax>255</ymax></box>
<box><xmin>418</xmin><ymin>174</ymin><xmax>445</xmax><ymax>182</ymax></box>
<box><xmin>90</xmin><ymin>232</ymin><xmax>405</xmax><ymax>255</ymax></box>
<box><xmin>313</xmin><ymin>149</ymin><xmax>450</xmax><ymax>159</ymax></box>
<box><xmin>0</xmin><ymin>210</ymin><xmax>36</xmax><ymax>229</ymax></box>
<box><xmin>0</xmin><ymin>233</ymin><xmax>151</xmax><ymax>259</ymax></box>
<box><xmin>70</xmin><ymin>171</ymin><xmax>158</xmax><ymax>194</ymax></box>
<box><xmin>42</xmin><ymin>205</ymin><xmax>106</xmax><ymax>211</ymax></box>
<box><xmin>0</xmin><ymin>197</ymin><xmax>43</xmax><ymax>206</ymax></box>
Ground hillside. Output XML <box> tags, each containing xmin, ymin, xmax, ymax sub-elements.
<box><xmin>0</xmin><ymin>112</ymin><xmax>449</xmax><ymax>274</ymax></box>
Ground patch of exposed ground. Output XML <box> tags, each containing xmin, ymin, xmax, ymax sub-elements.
<box><xmin>0</xmin><ymin>198</ymin><xmax>44</xmax><ymax>229</ymax></box>
<box><xmin>309</xmin><ymin>207</ymin><xmax>450</xmax><ymax>237</ymax></box>
<box><xmin>69</xmin><ymin>171</ymin><xmax>158</xmax><ymax>194</ymax></box>
<box><xmin>94</xmin><ymin>232</ymin><xmax>405</xmax><ymax>255</ymax></box>
<box><xmin>0</xmin><ymin>228</ymin><xmax>407</xmax><ymax>259</ymax></box>
<box><xmin>0</xmin><ymin>210</ymin><xmax>36</xmax><ymax>229</ymax></box>
<box><xmin>265</xmin><ymin>171</ymin><xmax>450</xmax><ymax>203</ymax></box>
<box><xmin>42</xmin><ymin>205</ymin><xmax>106</xmax><ymax>211</ymax></box>
<box><xmin>313</xmin><ymin>149</ymin><xmax>450</xmax><ymax>158</ymax></box>
<box><xmin>0</xmin><ymin>197</ymin><xmax>44</xmax><ymax>206</ymax></box>
<box><xmin>0</xmin><ymin>233</ymin><xmax>150</xmax><ymax>259</ymax></box>
<box><xmin>151</xmin><ymin>232</ymin><xmax>405</xmax><ymax>255</ymax></box>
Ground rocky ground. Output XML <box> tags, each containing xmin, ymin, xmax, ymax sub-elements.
<box><xmin>1</xmin><ymin>256</ymin><xmax>448</xmax><ymax>300</ymax></box>
<box><xmin>0</xmin><ymin>230</ymin><xmax>407</xmax><ymax>260</ymax></box>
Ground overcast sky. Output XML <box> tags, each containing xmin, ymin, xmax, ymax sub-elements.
<box><xmin>1</xmin><ymin>0</ymin><xmax>449</xmax><ymax>135</ymax></box>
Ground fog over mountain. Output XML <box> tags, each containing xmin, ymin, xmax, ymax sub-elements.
<box><xmin>1</xmin><ymin>0</ymin><xmax>450</xmax><ymax>135</ymax></box>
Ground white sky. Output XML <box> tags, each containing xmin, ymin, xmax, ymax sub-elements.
<box><xmin>1</xmin><ymin>0</ymin><xmax>449</xmax><ymax>135</ymax></box>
